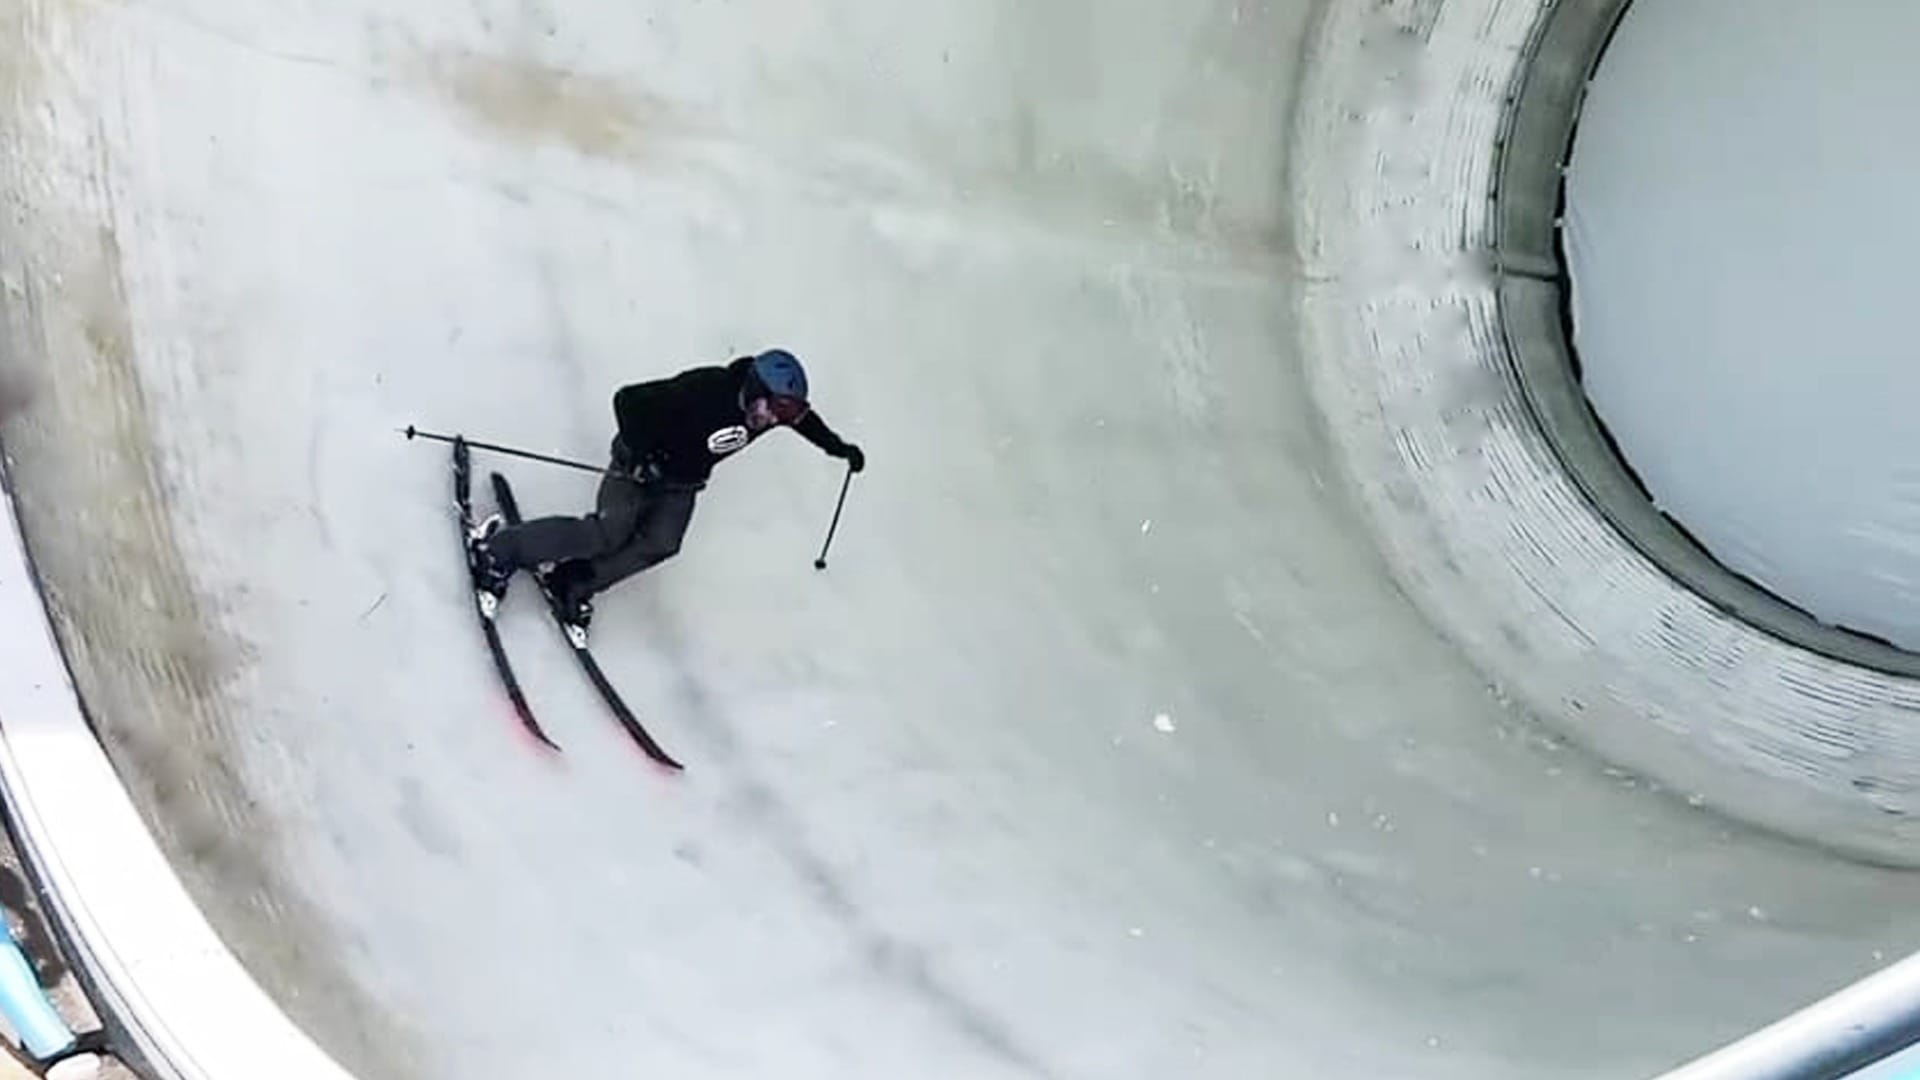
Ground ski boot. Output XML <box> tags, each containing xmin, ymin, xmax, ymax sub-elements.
<box><xmin>466</xmin><ymin>514</ymin><xmax>514</xmax><ymax>617</ymax></box>
<box><xmin>542</xmin><ymin>560</ymin><xmax>596</xmax><ymax>646</ymax></box>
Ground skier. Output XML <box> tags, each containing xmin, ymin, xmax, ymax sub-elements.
<box><xmin>471</xmin><ymin>349</ymin><xmax>865</xmax><ymax>627</ymax></box>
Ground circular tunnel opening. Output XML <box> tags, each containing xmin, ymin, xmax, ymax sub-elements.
<box><xmin>1561</xmin><ymin>0</ymin><xmax>1920</xmax><ymax>655</ymax></box>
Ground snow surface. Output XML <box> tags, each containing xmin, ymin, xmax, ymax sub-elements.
<box><xmin>1565</xmin><ymin>0</ymin><xmax>1920</xmax><ymax>651</ymax></box>
<box><xmin>0</xmin><ymin>1</ymin><xmax>1918</xmax><ymax>1079</ymax></box>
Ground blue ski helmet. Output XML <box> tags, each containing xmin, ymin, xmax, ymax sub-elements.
<box><xmin>748</xmin><ymin>349</ymin><xmax>809</xmax><ymax>403</ymax></box>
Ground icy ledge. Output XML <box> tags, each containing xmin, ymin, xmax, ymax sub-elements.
<box><xmin>0</xmin><ymin>473</ymin><xmax>356</xmax><ymax>1079</ymax></box>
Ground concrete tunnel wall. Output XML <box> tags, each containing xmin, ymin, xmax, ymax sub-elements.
<box><xmin>0</xmin><ymin>0</ymin><xmax>1913</xmax><ymax>1077</ymax></box>
<box><xmin>1297</xmin><ymin>0</ymin><xmax>1920</xmax><ymax>868</ymax></box>
<box><xmin>1499</xmin><ymin>0</ymin><xmax>1920</xmax><ymax>686</ymax></box>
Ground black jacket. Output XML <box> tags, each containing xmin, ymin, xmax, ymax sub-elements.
<box><xmin>611</xmin><ymin>357</ymin><xmax>852</xmax><ymax>484</ymax></box>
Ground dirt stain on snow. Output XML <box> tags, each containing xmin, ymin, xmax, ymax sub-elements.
<box><xmin>411</xmin><ymin>49</ymin><xmax>671</xmax><ymax>162</ymax></box>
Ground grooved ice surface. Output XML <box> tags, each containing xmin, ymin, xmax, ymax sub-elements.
<box><xmin>2</xmin><ymin>2</ymin><xmax>1919</xmax><ymax>1079</ymax></box>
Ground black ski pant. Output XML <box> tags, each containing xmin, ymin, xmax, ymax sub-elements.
<box><xmin>488</xmin><ymin>438</ymin><xmax>697</xmax><ymax>597</ymax></box>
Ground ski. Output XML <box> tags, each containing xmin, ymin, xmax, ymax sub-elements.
<box><xmin>490</xmin><ymin>470</ymin><xmax>685</xmax><ymax>771</ymax></box>
<box><xmin>451</xmin><ymin>437</ymin><xmax>561</xmax><ymax>752</ymax></box>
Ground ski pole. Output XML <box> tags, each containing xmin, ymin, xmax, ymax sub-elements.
<box><xmin>403</xmin><ymin>425</ymin><xmax>612</xmax><ymax>478</ymax></box>
<box><xmin>814</xmin><ymin>465</ymin><xmax>855</xmax><ymax>570</ymax></box>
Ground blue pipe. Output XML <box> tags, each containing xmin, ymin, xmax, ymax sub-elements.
<box><xmin>0</xmin><ymin>916</ymin><xmax>73</xmax><ymax>1060</ymax></box>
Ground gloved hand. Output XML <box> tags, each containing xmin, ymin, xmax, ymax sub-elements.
<box><xmin>837</xmin><ymin>443</ymin><xmax>867</xmax><ymax>474</ymax></box>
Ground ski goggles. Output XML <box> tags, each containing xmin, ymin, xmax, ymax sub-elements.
<box><xmin>764</xmin><ymin>394</ymin><xmax>810</xmax><ymax>424</ymax></box>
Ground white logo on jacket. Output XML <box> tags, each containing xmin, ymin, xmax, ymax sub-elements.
<box><xmin>707</xmin><ymin>426</ymin><xmax>749</xmax><ymax>454</ymax></box>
